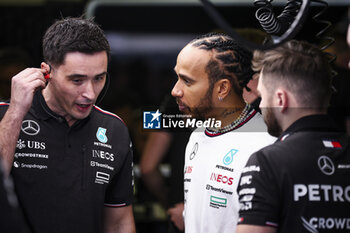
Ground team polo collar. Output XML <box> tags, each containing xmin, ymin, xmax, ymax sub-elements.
<box><xmin>30</xmin><ymin>91</ymin><xmax>59</xmax><ymax>121</ymax></box>
<box><xmin>278</xmin><ymin>114</ymin><xmax>340</xmax><ymax>141</ymax></box>
<box><xmin>30</xmin><ymin>90</ymin><xmax>90</xmax><ymax>125</ymax></box>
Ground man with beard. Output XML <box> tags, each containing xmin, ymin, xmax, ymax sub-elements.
<box><xmin>236</xmin><ymin>40</ymin><xmax>350</xmax><ymax>233</ymax></box>
<box><xmin>170</xmin><ymin>32</ymin><xmax>275</xmax><ymax>233</ymax></box>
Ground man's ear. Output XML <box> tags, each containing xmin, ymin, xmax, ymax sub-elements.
<box><xmin>41</xmin><ymin>62</ymin><xmax>51</xmax><ymax>79</ymax></box>
<box><xmin>276</xmin><ymin>88</ymin><xmax>288</xmax><ymax>113</ymax></box>
<box><xmin>41</xmin><ymin>62</ymin><xmax>50</xmax><ymax>73</ymax></box>
<box><xmin>215</xmin><ymin>78</ymin><xmax>231</xmax><ymax>101</ymax></box>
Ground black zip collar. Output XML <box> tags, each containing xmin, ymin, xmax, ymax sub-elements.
<box><xmin>278</xmin><ymin>114</ymin><xmax>341</xmax><ymax>141</ymax></box>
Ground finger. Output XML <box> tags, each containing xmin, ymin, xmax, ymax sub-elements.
<box><xmin>11</xmin><ymin>71</ymin><xmax>47</xmax><ymax>95</ymax></box>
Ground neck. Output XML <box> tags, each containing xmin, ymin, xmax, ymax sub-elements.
<box><xmin>42</xmin><ymin>88</ymin><xmax>77</xmax><ymax>127</ymax></box>
<box><xmin>216</xmin><ymin>99</ymin><xmax>246</xmax><ymax>128</ymax></box>
<box><xmin>281</xmin><ymin>108</ymin><xmax>327</xmax><ymax>132</ymax></box>
<box><xmin>206</xmin><ymin>99</ymin><xmax>250</xmax><ymax>135</ymax></box>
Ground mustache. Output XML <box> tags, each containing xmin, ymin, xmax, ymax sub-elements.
<box><xmin>176</xmin><ymin>98</ymin><xmax>186</xmax><ymax>107</ymax></box>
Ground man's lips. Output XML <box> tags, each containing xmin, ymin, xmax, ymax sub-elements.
<box><xmin>176</xmin><ymin>100</ymin><xmax>187</xmax><ymax>111</ymax></box>
<box><xmin>76</xmin><ymin>103</ymin><xmax>92</xmax><ymax>111</ymax></box>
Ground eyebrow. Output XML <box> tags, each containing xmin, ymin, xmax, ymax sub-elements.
<box><xmin>178</xmin><ymin>73</ymin><xmax>195</xmax><ymax>83</ymax></box>
<box><xmin>67</xmin><ymin>72</ymin><xmax>107</xmax><ymax>79</ymax></box>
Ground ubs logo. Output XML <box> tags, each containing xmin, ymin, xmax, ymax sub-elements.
<box><xmin>17</xmin><ymin>139</ymin><xmax>26</xmax><ymax>149</ymax></box>
<box><xmin>318</xmin><ymin>155</ymin><xmax>335</xmax><ymax>176</ymax></box>
<box><xmin>16</xmin><ymin>139</ymin><xmax>46</xmax><ymax>150</ymax></box>
<box><xmin>21</xmin><ymin>120</ymin><xmax>40</xmax><ymax>136</ymax></box>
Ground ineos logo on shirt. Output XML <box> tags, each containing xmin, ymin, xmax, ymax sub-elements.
<box><xmin>190</xmin><ymin>142</ymin><xmax>198</xmax><ymax>160</ymax></box>
<box><xmin>210</xmin><ymin>173</ymin><xmax>233</xmax><ymax>185</ymax></box>
<box><xmin>318</xmin><ymin>155</ymin><xmax>335</xmax><ymax>176</ymax></box>
<box><xmin>92</xmin><ymin>149</ymin><xmax>114</xmax><ymax>161</ymax></box>
<box><xmin>21</xmin><ymin>120</ymin><xmax>40</xmax><ymax>136</ymax></box>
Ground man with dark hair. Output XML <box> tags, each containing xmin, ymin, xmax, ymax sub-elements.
<box><xmin>236</xmin><ymin>40</ymin><xmax>350</xmax><ymax>233</ymax></box>
<box><xmin>171</xmin><ymin>32</ymin><xmax>275</xmax><ymax>233</ymax></box>
<box><xmin>0</xmin><ymin>17</ymin><xmax>135</xmax><ymax>233</ymax></box>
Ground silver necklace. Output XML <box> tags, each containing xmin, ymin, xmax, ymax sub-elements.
<box><xmin>207</xmin><ymin>103</ymin><xmax>252</xmax><ymax>134</ymax></box>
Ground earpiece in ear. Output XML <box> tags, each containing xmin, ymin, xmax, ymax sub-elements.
<box><xmin>42</xmin><ymin>62</ymin><xmax>52</xmax><ymax>80</ymax></box>
<box><xmin>44</xmin><ymin>73</ymin><xmax>50</xmax><ymax>80</ymax></box>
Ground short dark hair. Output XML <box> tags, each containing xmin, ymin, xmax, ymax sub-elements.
<box><xmin>254</xmin><ymin>40</ymin><xmax>332</xmax><ymax>110</ymax></box>
<box><xmin>43</xmin><ymin>17</ymin><xmax>110</xmax><ymax>66</ymax></box>
<box><xmin>189</xmin><ymin>32</ymin><xmax>254</xmax><ymax>96</ymax></box>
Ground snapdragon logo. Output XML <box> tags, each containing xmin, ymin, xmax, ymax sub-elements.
<box><xmin>143</xmin><ymin>109</ymin><xmax>221</xmax><ymax>130</ymax></box>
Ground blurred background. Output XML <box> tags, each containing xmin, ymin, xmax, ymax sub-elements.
<box><xmin>0</xmin><ymin>0</ymin><xmax>349</xmax><ymax>232</ymax></box>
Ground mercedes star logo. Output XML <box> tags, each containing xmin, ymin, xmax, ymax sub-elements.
<box><xmin>21</xmin><ymin>120</ymin><xmax>40</xmax><ymax>136</ymax></box>
<box><xmin>317</xmin><ymin>155</ymin><xmax>335</xmax><ymax>176</ymax></box>
<box><xmin>190</xmin><ymin>142</ymin><xmax>198</xmax><ymax>160</ymax></box>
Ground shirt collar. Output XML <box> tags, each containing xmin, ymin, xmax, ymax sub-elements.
<box><xmin>30</xmin><ymin>91</ymin><xmax>90</xmax><ymax>126</ymax></box>
<box><xmin>278</xmin><ymin>114</ymin><xmax>340</xmax><ymax>141</ymax></box>
<box><xmin>31</xmin><ymin>91</ymin><xmax>61</xmax><ymax>121</ymax></box>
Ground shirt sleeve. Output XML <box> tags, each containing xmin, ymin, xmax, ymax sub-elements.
<box><xmin>237</xmin><ymin>150</ymin><xmax>281</xmax><ymax>228</ymax></box>
<box><xmin>104</xmin><ymin>141</ymin><xmax>134</xmax><ymax>207</ymax></box>
<box><xmin>0</xmin><ymin>103</ymin><xmax>9</xmax><ymax>119</ymax></box>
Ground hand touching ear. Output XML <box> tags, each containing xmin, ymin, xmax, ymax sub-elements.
<box><xmin>0</xmin><ymin>67</ymin><xmax>46</xmax><ymax>175</ymax></box>
<box><xmin>10</xmin><ymin>68</ymin><xmax>47</xmax><ymax>116</ymax></box>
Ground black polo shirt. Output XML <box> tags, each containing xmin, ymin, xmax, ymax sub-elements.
<box><xmin>237</xmin><ymin>115</ymin><xmax>350</xmax><ymax>233</ymax></box>
<box><xmin>0</xmin><ymin>91</ymin><xmax>134</xmax><ymax>233</ymax></box>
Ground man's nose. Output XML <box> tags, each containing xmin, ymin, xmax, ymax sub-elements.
<box><xmin>171</xmin><ymin>80</ymin><xmax>183</xmax><ymax>98</ymax></box>
<box><xmin>82</xmin><ymin>81</ymin><xmax>96</xmax><ymax>101</ymax></box>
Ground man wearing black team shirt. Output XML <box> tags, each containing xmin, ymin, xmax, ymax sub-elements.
<box><xmin>236</xmin><ymin>40</ymin><xmax>350</xmax><ymax>233</ymax></box>
<box><xmin>0</xmin><ymin>17</ymin><xmax>135</xmax><ymax>233</ymax></box>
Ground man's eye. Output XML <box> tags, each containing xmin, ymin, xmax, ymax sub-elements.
<box><xmin>183</xmin><ymin>79</ymin><xmax>191</xmax><ymax>85</ymax></box>
<box><xmin>95</xmin><ymin>76</ymin><xmax>105</xmax><ymax>81</ymax></box>
<box><xmin>72</xmin><ymin>79</ymin><xmax>82</xmax><ymax>84</ymax></box>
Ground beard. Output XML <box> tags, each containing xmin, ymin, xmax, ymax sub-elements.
<box><xmin>191</xmin><ymin>101</ymin><xmax>213</xmax><ymax>121</ymax></box>
<box><xmin>176</xmin><ymin>87</ymin><xmax>213</xmax><ymax>121</ymax></box>
<box><xmin>262</xmin><ymin>107</ymin><xmax>282</xmax><ymax>137</ymax></box>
